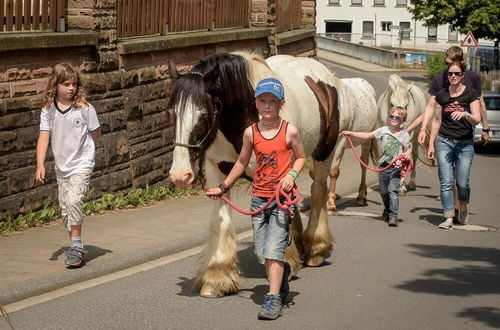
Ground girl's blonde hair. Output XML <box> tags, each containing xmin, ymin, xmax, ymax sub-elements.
<box><xmin>389</xmin><ymin>106</ymin><xmax>407</xmax><ymax>120</ymax></box>
<box><xmin>43</xmin><ymin>63</ymin><xmax>87</xmax><ymax>109</ymax></box>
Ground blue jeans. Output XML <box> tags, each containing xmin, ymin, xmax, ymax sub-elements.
<box><xmin>436</xmin><ymin>136</ymin><xmax>474</xmax><ymax>218</ymax></box>
<box><xmin>379</xmin><ymin>164</ymin><xmax>401</xmax><ymax>218</ymax></box>
<box><xmin>250</xmin><ymin>195</ymin><xmax>292</xmax><ymax>265</ymax></box>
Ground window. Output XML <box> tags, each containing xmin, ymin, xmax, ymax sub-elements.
<box><xmin>351</xmin><ymin>0</ymin><xmax>362</xmax><ymax>5</ymax></box>
<box><xmin>396</xmin><ymin>0</ymin><xmax>407</xmax><ymax>5</ymax></box>
<box><xmin>374</xmin><ymin>0</ymin><xmax>384</xmax><ymax>5</ymax></box>
<box><xmin>448</xmin><ymin>26</ymin><xmax>458</xmax><ymax>41</ymax></box>
<box><xmin>362</xmin><ymin>21</ymin><xmax>374</xmax><ymax>38</ymax></box>
<box><xmin>427</xmin><ymin>25</ymin><xmax>437</xmax><ymax>40</ymax></box>
<box><xmin>400</xmin><ymin>21</ymin><xmax>411</xmax><ymax>39</ymax></box>
<box><xmin>381</xmin><ymin>21</ymin><xmax>392</xmax><ymax>32</ymax></box>
<box><xmin>329</xmin><ymin>0</ymin><xmax>340</xmax><ymax>4</ymax></box>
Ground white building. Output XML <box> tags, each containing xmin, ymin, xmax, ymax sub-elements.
<box><xmin>316</xmin><ymin>0</ymin><xmax>493</xmax><ymax>52</ymax></box>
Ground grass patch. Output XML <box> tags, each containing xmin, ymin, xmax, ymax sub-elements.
<box><xmin>0</xmin><ymin>185</ymin><xmax>198</xmax><ymax>235</ymax></box>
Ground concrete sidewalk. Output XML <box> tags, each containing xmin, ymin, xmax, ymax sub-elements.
<box><xmin>0</xmin><ymin>151</ymin><xmax>378</xmax><ymax>306</ymax></box>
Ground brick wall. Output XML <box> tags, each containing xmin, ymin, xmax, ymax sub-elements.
<box><xmin>0</xmin><ymin>0</ymin><xmax>317</xmax><ymax>219</ymax></box>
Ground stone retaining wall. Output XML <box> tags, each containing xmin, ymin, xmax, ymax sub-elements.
<box><xmin>0</xmin><ymin>0</ymin><xmax>317</xmax><ymax>218</ymax></box>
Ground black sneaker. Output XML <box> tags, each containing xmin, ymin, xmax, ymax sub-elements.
<box><xmin>382</xmin><ymin>209</ymin><xmax>389</xmax><ymax>222</ymax></box>
<box><xmin>65</xmin><ymin>247</ymin><xmax>88</xmax><ymax>267</ymax></box>
<box><xmin>280</xmin><ymin>262</ymin><xmax>290</xmax><ymax>302</ymax></box>
<box><xmin>388</xmin><ymin>216</ymin><xmax>398</xmax><ymax>227</ymax></box>
<box><xmin>258</xmin><ymin>294</ymin><xmax>283</xmax><ymax>320</ymax></box>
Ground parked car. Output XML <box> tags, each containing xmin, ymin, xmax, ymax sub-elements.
<box><xmin>468</xmin><ymin>46</ymin><xmax>499</xmax><ymax>72</ymax></box>
<box><xmin>474</xmin><ymin>92</ymin><xmax>500</xmax><ymax>145</ymax></box>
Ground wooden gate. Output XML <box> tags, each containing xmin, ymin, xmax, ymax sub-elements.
<box><xmin>276</xmin><ymin>0</ymin><xmax>301</xmax><ymax>33</ymax></box>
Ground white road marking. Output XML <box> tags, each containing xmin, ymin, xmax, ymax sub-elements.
<box><xmin>4</xmin><ymin>230</ymin><xmax>254</xmax><ymax>314</ymax></box>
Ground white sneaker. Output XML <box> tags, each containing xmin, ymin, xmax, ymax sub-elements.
<box><xmin>438</xmin><ymin>221</ymin><xmax>453</xmax><ymax>230</ymax></box>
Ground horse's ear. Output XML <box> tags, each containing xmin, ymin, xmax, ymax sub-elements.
<box><xmin>169</xmin><ymin>60</ymin><xmax>180</xmax><ymax>81</ymax></box>
<box><xmin>202</xmin><ymin>62</ymin><xmax>220</xmax><ymax>88</ymax></box>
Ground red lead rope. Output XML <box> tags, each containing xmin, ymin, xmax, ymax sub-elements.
<box><xmin>342</xmin><ymin>135</ymin><xmax>413</xmax><ymax>181</ymax></box>
<box><xmin>205</xmin><ymin>185</ymin><xmax>300</xmax><ymax>218</ymax></box>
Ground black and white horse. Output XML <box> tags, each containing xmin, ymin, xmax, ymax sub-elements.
<box><xmin>168</xmin><ymin>52</ymin><xmax>377</xmax><ymax>297</ymax></box>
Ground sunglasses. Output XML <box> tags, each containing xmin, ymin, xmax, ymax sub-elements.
<box><xmin>447</xmin><ymin>71</ymin><xmax>464</xmax><ymax>77</ymax></box>
<box><xmin>388</xmin><ymin>114</ymin><xmax>404</xmax><ymax>122</ymax></box>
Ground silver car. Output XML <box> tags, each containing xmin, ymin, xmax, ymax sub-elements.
<box><xmin>474</xmin><ymin>92</ymin><xmax>500</xmax><ymax>145</ymax></box>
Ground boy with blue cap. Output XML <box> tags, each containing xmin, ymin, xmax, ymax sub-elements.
<box><xmin>206</xmin><ymin>77</ymin><xmax>306</xmax><ymax>320</ymax></box>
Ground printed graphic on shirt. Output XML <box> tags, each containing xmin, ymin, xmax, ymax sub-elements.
<box><xmin>255</xmin><ymin>151</ymin><xmax>279</xmax><ymax>185</ymax></box>
<box><xmin>72</xmin><ymin>117</ymin><xmax>83</xmax><ymax>128</ymax></box>
<box><xmin>380</xmin><ymin>136</ymin><xmax>401</xmax><ymax>165</ymax></box>
<box><xmin>444</xmin><ymin>100</ymin><xmax>465</xmax><ymax>113</ymax></box>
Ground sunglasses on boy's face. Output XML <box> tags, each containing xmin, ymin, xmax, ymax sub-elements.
<box><xmin>447</xmin><ymin>71</ymin><xmax>464</xmax><ymax>77</ymax></box>
<box><xmin>388</xmin><ymin>114</ymin><xmax>404</xmax><ymax>122</ymax></box>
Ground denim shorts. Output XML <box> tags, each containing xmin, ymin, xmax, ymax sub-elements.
<box><xmin>250</xmin><ymin>195</ymin><xmax>292</xmax><ymax>264</ymax></box>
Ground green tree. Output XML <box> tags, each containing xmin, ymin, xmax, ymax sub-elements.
<box><xmin>409</xmin><ymin>0</ymin><xmax>499</xmax><ymax>69</ymax></box>
<box><xmin>408</xmin><ymin>0</ymin><xmax>499</xmax><ymax>40</ymax></box>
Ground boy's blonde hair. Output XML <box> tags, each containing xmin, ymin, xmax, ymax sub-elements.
<box><xmin>389</xmin><ymin>106</ymin><xmax>407</xmax><ymax>120</ymax></box>
<box><xmin>43</xmin><ymin>63</ymin><xmax>86</xmax><ymax>109</ymax></box>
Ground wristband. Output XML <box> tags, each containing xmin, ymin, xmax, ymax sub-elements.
<box><xmin>287</xmin><ymin>170</ymin><xmax>298</xmax><ymax>180</ymax></box>
<box><xmin>419</xmin><ymin>129</ymin><xmax>426</xmax><ymax>132</ymax></box>
<box><xmin>218</xmin><ymin>182</ymin><xmax>229</xmax><ymax>193</ymax></box>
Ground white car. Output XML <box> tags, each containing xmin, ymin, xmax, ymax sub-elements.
<box><xmin>474</xmin><ymin>92</ymin><xmax>500</xmax><ymax>145</ymax></box>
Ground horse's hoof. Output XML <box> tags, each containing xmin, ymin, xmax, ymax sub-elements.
<box><xmin>327</xmin><ymin>209</ymin><xmax>338</xmax><ymax>216</ymax></box>
<box><xmin>304</xmin><ymin>255</ymin><xmax>325</xmax><ymax>267</ymax></box>
<box><xmin>355</xmin><ymin>198</ymin><xmax>368</xmax><ymax>206</ymax></box>
<box><xmin>200</xmin><ymin>286</ymin><xmax>224</xmax><ymax>298</ymax></box>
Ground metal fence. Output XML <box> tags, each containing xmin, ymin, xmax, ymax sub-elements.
<box><xmin>1</xmin><ymin>0</ymin><xmax>65</xmax><ymax>32</ymax></box>
<box><xmin>117</xmin><ymin>0</ymin><xmax>250</xmax><ymax>38</ymax></box>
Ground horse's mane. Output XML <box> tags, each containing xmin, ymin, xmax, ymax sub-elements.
<box><xmin>388</xmin><ymin>74</ymin><xmax>411</xmax><ymax>106</ymax></box>
<box><xmin>167</xmin><ymin>52</ymin><xmax>261</xmax><ymax>151</ymax></box>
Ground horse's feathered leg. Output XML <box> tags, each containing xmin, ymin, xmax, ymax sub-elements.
<box><xmin>303</xmin><ymin>160</ymin><xmax>334</xmax><ymax>267</ymax></box>
<box><xmin>327</xmin><ymin>138</ymin><xmax>348</xmax><ymax>214</ymax></box>
<box><xmin>355</xmin><ymin>141</ymin><xmax>371</xmax><ymax>206</ymax></box>
<box><xmin>286</xmin><ymin>211</ymin><xmax>303</xmax><ymax>276</ymax></box>
<box><xmin>193</xmin><ymin>162</ymin><xmax>241</xmax><ymax>297</ymax></box>
<box><xmin>193</xmin><ymin>198</ymin><xmax>241</xmax><ymax>297</ymax></box>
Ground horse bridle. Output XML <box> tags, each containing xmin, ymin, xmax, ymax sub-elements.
<box><xmin>173</xmin><ymin>78</ymin><xmax>222</xmax><ymax>150</ymax></box>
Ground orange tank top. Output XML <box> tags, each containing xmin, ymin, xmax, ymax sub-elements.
<box><xmin>252</xmin><ymin>120</ymin><xmax>292</xmax><ymax>197</ymax></box>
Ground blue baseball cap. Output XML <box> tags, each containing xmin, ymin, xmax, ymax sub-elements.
<box><xmin>254</xmin><ymin>78</ymin><xmax>285</xmax><ymax>100</ymax></box>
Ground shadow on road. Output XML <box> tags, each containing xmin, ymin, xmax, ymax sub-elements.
<box><xmin>49</xmin><ymin>245</ymin><xmax>113</xmax><ymax>263</ymax></box>
<box><xmin>396</xmin><ymin>244</ymin><xmax>500</xmax><ymax>328</ymax></box>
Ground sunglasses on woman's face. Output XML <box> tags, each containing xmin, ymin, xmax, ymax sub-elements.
<box><xmin>388</xmin><ymin>114</ymin><xmax>404</xmax><ymax>122</ymax></box>
<box><xmin>447</xmin><ymin>71</ymin><xmax>464</xmax><ymax>77</ymax></box>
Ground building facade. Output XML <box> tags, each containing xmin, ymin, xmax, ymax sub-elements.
<box><xmin>316</xmin><ymin>0</ymin><xmax>493</xmax><ymax>51</ymax></box>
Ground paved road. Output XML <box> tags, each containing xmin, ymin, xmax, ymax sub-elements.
<box><xmin>3</xmin><ymin>58</ymin><xmax>500</xmax><ymax>330</ymax></box>
<box><xmin>4</xmin><ymin>152</ymin><xmax>500</xmax><ymax>329</ymax></box>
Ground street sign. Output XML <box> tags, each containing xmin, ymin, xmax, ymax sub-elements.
<box><xmin>460</xmin><ymin>31</ymin><xmax>478</xmax><ymax>48</ymax></box>
<box><xmin>389</xmin><ymin>25</ymin><xmax>399</xmax><ymax>29</ymax></box>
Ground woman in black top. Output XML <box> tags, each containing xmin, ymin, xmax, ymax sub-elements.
<box><xmin>427</xmin><ymin>61</ymin><xmax>481</xmax><ymax>229</ymax></box>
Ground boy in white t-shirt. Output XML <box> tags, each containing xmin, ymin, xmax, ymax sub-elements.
<box><xmin>340</xmin><ymin>106</ymin><xmax>412</xmax><ymax>227</ymax></box>
<box><xmin>35</xmin><ymin>63</ymin><xmax>101</xmax><ymax>267</ymax></box>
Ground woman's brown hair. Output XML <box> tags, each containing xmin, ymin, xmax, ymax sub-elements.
<box><xmin>447</xmin><ymin>61</ymin><xmax>466</xmax><ymax>73</ymax></box>
<box><xmin>43</xmin><ymin>63</ymin><xmax>86</xmax><ymax>109</ymax></box>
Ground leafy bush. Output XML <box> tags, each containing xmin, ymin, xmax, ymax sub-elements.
<box><xmin>427</xmin><ymin>54</ymin><xmax>447</xmax><ymax>84</ymax></box>
<box><xmin>1</xmin><ymin>185</ymin><xmax>199</xmax><ymax>235</ymax></box>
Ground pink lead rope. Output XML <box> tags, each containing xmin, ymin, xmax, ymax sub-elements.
<box><xmin>206</xmin><ymin>185</ymin><xmax>300</xmax><ymax>219</ymax></box>
<box><xmin>342</xmin><ymin>135</ymin><xmax>413</xmax><ymax>181</ymax></box>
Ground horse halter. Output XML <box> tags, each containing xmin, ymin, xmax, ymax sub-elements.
<box><xmin>173</xmin><ymin>97</ymin><xmax>221</xmax><ymax>149</ymax></box>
